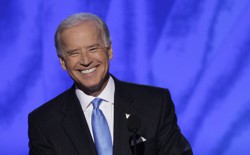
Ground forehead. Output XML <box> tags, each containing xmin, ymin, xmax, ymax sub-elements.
<box><xmin>60</xmin><ymin>21</ymin><xmax>104</xmax><ymax>47</ymax></box>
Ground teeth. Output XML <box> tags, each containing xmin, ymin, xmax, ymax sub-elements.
<box><xmin>81</xmin><ymin>67</ymin><xmax>96</xmax><ymax>74</ymax></box>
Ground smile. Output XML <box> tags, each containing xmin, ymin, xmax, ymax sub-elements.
<box><xmin>81</xmin><ymin>67</ymin><xmax>97</xmax><ymax>74</ymax></box>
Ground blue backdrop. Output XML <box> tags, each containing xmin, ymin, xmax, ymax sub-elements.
<box><xmin>1</xmin><ymin>0</ymin><xmax>250</xmax><ymax>154</ymax></box>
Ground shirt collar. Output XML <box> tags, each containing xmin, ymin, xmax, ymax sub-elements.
<box><xmin>75</xmin><ymin>76</ymin><xmax>115</xmax><ymax>112</ymax></box>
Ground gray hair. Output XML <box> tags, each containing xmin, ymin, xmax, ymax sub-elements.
<box><xmin>54</xmin><ymin>13</ymin><xmax>111</xmax><ymax>57</ymax></box>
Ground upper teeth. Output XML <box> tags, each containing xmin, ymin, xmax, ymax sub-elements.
<box><xmin>81</xmin><ymin>67</ymin><xmax>96</xmax><ymax>74</ymax></box>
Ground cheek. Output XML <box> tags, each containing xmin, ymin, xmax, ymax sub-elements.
<box><xmin>95</xmin><ymin>53</ymin><xmax>109</xmax><ymax>63</ymax></box>
<box><xmin>65</xmin><ymin>59</ymin><xmax>78</xmax><ymax>70</ymax></box>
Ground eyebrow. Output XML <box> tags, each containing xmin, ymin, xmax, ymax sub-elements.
<box><xmin>87</xmin><ymin>44</ymin><xmax>101</xmax><ymax>48</ymax></box>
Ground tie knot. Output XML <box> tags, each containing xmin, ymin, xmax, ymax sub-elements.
<box><xmin>92</xmin><ymin>98</ymin><xmax>103</xmax><ymax>109</ymax></box>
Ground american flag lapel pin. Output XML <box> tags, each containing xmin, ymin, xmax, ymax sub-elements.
<box><xmin>125</xmin><ymin>113</ymin><xmax>130</xmax><ymax>119</ymax></box>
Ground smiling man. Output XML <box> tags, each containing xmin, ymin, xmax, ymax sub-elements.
<box><xmin>58</xmin><ymin>20</ymin><xmax>112</xmax><ymax>96</ymax></box>
<box><xmin>28</xmin><ymin>13</ymin><xmax>192</xmax><ymax>155</ymax></box>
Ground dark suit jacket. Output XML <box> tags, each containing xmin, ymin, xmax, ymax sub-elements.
<box><xmin>28</xmin><ymin>77</ymin><xmax>192</xmax><ymax>155</ymax></box>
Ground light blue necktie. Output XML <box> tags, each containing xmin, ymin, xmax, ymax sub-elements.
<box><xmin>91</xmin><ymin>98</ymin><xmax>112</xmax><ymax>155</ymax></box>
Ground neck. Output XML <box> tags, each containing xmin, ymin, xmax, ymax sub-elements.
<box><xmin>77</xmin><ymin>74</ymin><xmax>110</xmax><ymax>97</ymax></box>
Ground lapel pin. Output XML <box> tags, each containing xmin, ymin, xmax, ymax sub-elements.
<box><xmin>125</xmin><ymin>113</ymin><xmax>130</xmax><ymax>119</ymax></box>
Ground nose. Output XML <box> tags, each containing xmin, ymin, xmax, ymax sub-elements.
<box><xmin>79</xmin><ymin>52</ymin><xmax>92</xmax><ymax>66</ymax></box>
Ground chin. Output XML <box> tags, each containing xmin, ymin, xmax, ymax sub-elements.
<box><xmin>76</xmin><ymin>81</ymin><xmax>101</xmax><ymax>92</ymax></box>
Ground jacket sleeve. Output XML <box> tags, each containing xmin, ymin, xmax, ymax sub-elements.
<box><xmin>156</xmin><ymin>89</ymin><xmax>193</xmax><ymax>155</ymax></box>
<box><xmin>28</xmin><ymin>113</ymin><xmax>54</xmax><ymax>155</ymax></box>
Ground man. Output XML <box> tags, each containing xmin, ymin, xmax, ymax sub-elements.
<box><xmin>28</xmin><ymin>13</ymin><xmax>192</xmax><ymax>155</ymax></box>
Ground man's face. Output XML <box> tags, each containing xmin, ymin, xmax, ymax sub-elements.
<box><xmin>59</xmin><ymin>21</ymin><xmax>113</xmax><ymax>96</ymax></box>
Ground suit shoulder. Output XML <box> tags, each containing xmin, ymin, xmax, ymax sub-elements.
<box><xmin>118</xmin><ymin>81</ymin><xmax>171</xmax><ymax>100</ymax></box>
<box><xmin>29</xmin><ymin>88</ymin><xmax>73</xmax><ymax>118</ymax></box>
<box><xmin>120</xmin><ymin>81</ymin><xmax>169</xmax><ymax>93</ymax></box>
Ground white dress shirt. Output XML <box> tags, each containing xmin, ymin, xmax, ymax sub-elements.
<box><xmin>75</xmin><ymin>76</ymin><xmax>115</xmax><ymax>143</ymax></box>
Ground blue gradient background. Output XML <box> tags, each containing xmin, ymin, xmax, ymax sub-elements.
<box><xmin>1</xmin><ymin>0</ymin><xmax>250</xmax><ymax>154</ymax></box>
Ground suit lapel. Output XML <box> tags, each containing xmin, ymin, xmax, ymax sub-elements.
<box><xmin>113</xmin><ymin>78</ymin><xmax>134</xmax><ymax>155</ymax></box>
<box><xmin>60</xmin><ymin>87</ymin><xmax>97</xmax><ymax>155</ymax></box>
<box><xmin>58</xmin><ymin>78</ymin><xmax>135</xmax><ymax>155</ymax></box>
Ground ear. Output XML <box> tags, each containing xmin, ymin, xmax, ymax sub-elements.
<box><xmin>108</xmin><ymin>44</ymin><xmax>113</xmax><ymax>60</ymax></box>
<box><xmin>59</xmin><ymin>57</ymin><xmax>67</xmax><ymax>70</ymax></box>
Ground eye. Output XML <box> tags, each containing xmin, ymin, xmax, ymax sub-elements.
<box><xmin>89</xmin><ymin>47</ymin><xmax>99</xmax><ymax>53</ymax></box>
<box><xmin>67</xmin><ymin>50</ymin><xmax>80</xmax><ymax>56</ymax></box>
